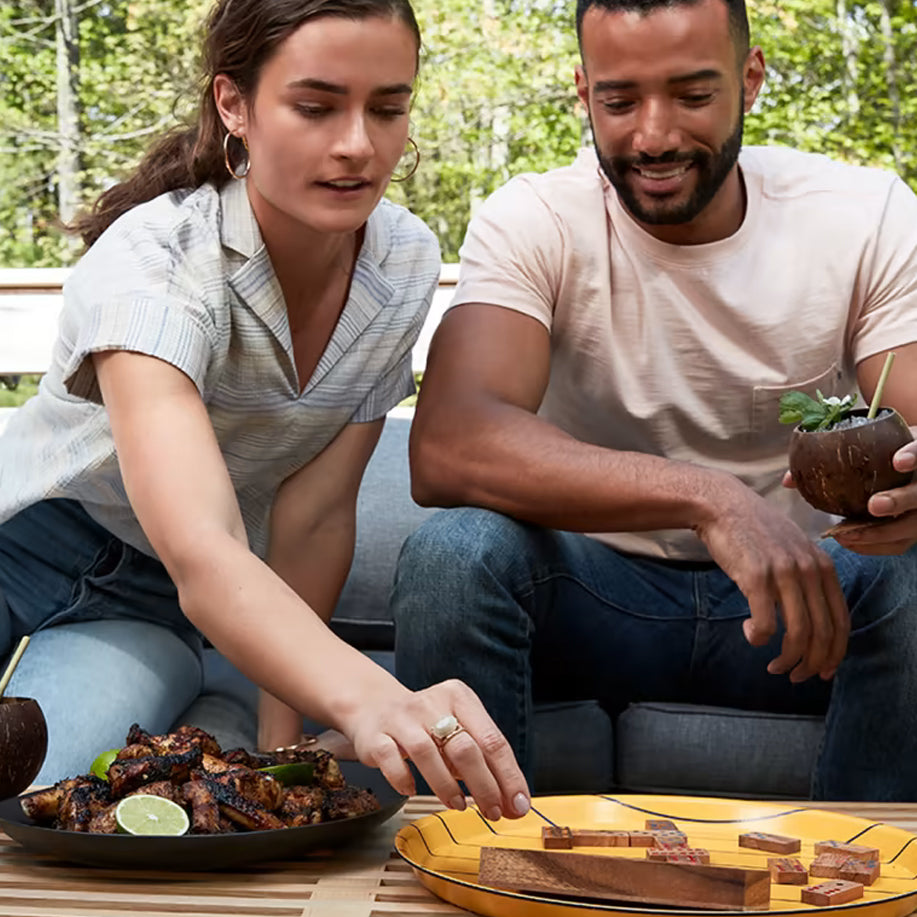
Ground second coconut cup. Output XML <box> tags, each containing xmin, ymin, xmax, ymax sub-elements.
<box><xmin>788</xmin><ymin>407</ymin><xmax>914</xmax><ymax>519</ymax></box>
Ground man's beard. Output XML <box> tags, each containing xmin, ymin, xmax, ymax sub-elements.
<box><xmin>597</xmin><ymin>102</ymin><xmax>744</xmax><ymax>226</ymax></box>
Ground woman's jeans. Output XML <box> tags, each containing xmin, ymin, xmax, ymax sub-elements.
<box><xmin>392</xmin><ymin>507</ymin><xmax>917</xmax><ymax>800</ymax></box>
<box><xmin>0</xmin><ymin>499</ymin><xmax>203</xmax><ymax>783</ymax></box>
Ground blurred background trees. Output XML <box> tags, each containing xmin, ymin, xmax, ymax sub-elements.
<box><xmin>1</xmin><ymin>0</ymin><xmax>914</xmax><ymax>266</ymax></box>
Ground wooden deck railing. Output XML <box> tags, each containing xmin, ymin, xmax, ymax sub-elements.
<box><xmin>0</xmin><ymin>264</ymin><xmax>459</xmax><ymax>377</ymax></box>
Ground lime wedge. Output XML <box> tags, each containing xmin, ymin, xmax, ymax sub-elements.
<box><xmin>115</xmin><ymin>794</ymin><xmax>190</xmax><ymax>836</ymax></box>
<box><xmin>258</xmin><ymin>762</ymin><xmax>314</xmax><ymax>785</ymax></box>
<box><xmin>89</xmin><ymin>748</ymin><xmax>120</xmax><ymax>781</ymax></box>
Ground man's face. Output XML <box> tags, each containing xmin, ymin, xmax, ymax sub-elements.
<box><xmin>575</xmin><ymin>0</ymin><xmax>764</xmax><ymax>243</ymax></box>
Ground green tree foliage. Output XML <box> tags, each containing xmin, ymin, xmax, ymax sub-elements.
<box><xmin>747</xmin><ymin>0</ymin><xmax>917</xmax><ymax>180</ymax></box>
<box><xmin>387</xmin><ymin>0</ymin><xmax>582</xmax><ymax>257</ymax></box>
<box><xmin>0</xmin><ymin>0</ymin><xmax>208</xmax><ymax>266</ymax></box>
<box><xmin>0</xmin><ymin>0</ymin><xmax>913</xmax><ymax>266</ymax></box>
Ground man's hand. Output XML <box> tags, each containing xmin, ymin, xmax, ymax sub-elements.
<box><xmin>694</xmin><ymin>480</ymin><xmax>849</xmax><ymax>684</ymax></box>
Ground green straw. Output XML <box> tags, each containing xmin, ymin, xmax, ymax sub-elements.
<box><xmin>0</xmin><ymin>636</ymin><xmax>30</xmax><ymax>699</ymax></box>
<box><xmin>867</xmin><ymin>351</ymin><xmax>896</xmax><ymax>420</ymax></box>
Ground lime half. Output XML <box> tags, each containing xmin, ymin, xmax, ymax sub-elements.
<box><xmin>258</xmin><ymin>762</ymin><xmax>314</xmax><ymax>785</ymax></box>
<box><xmin>115</xmin><ymin>794</ymin><xmax>190</xmax><ymax>836</ymax></box>
<box><xmin>89</xmin><ymin>748</ymin><xmax>120</xmax><ymax>781</ymax></box>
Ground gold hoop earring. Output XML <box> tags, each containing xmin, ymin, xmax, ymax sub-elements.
<box><xmin>223</xmin><ymin>132</ymin><xmax>250</xmax><ymax>180</ymax></box>
<box><xmin>391</xmin><ymin>137</ymin><xmax>420</xmax><ymax>183</ymax></box>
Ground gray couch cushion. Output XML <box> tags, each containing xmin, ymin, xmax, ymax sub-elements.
<box><xmin>615</xmin><ymin>702</ymin><xmax>825</xmax><ymax>798</ymax></box>
<box><xmin>532</xmin><ymin>700</ymin><xmax>614</xmax><ymax>794</ymax></box>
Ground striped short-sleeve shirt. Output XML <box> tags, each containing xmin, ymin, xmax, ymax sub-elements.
<box><xmin>0</xmin><ymin>179</ymin><xmax>440</xmax><ymax>559</ymax></box>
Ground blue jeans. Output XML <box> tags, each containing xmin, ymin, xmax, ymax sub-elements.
<box><xmin>0</xmin><ymin>499</ymin><xmax>203</xmax><ymax>783</ymax></box>
<box><xmin>392</xmin><ymin>507</ymin><xmax>917</xmax><ymax>800</ymax></box>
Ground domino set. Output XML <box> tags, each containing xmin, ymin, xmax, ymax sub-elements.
<box><xmin>477</xmin><ymin>822</ymin><xmax>884</xmax><ymax>909</ymax></box>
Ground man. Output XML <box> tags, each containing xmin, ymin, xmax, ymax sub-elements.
<box><xmin>392</xmin><ymin>0</ymin><xmax>917</xmax><ymax>800</ymax></box>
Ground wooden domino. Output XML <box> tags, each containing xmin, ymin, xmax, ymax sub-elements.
<box><xmin>647</xmin><ymin>847</ymin><xmax>711</xmax><ymax>864</ymax></box>
<box><xmin>627</xmin><ymin>830</ymin><xmax>658</xmax><ymax>847</ymax></box>
<box><xmin>646</xmin><ymin>819</ymin><xmax>678</xmax><ymax>831</ymax></box>
<box><xmin>738</xmin><ymin>832</ymin><xmax>801</xmax><ymax>854</ymax></box>
<box><xmin>646</xmin><ymin>848</ymin><xmax>675</xmax><ymax>861</ymax></box>
<box><xmin>653</xmin><ymin>831</ymin><xmax>689</xmax><ymax>848</ymax></box>
<box><xmin>838</xmin><ymin>857</ymin><xmax>880</xmax><ymax>886</ymax></box>
<box><xmin>810</xmin><ymin>852</ymin><xmax>850</xmax><ymax>878</ymax></box>
<box><xmin>814</xmin><ymin>840</ymin><xmax>880</xmax><ymax>862</ymax></box>
<box><xmin>767</xmin><ymin>857</ymin><xmax>809</xmax><ymax>885</ymax></box>
<box><xmin>478</xmin><ymin>846</ymin><xmax>771</xmax><ymax>909</ymax></box>
<box><xmin>542</xmin><ymin>825</ymin><xmax>573</xmax><ymax>849</ymax></box>
<box><xmin>800</xmin><ymin>879</ymin><xmax>864</xmax><ymax>906</ymax></box>
<box><xmin>571</xmin><ymin>829</ymin><xmax>629</xmax><ymax>847</ymax></box>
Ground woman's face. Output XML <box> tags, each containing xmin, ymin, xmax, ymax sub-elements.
<box><xmin>221</xmin><ymin>14</ymin><xmax>417</xmax><ymax>240</ymax></box>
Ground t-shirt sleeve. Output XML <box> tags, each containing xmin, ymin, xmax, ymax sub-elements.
<box><xmin>450</xmin><ymin>176</ymin><xmax>564</xmax><ymax>330</ymax></box>
<box><xmin>59</xmin><ymin>224</ymin><xmax>217</xmax><ymax>404</ymax></box>
<box><xmin>849</xmin><ymin>177</ymin><xmax>917</xmax><ymax>364</ymax></box>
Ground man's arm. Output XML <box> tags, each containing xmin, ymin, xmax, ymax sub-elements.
<box><xmin>412</xmin><ymin>303</ymin><xmax>848</xmax><ymax>683</ymax></box>
<box><xmin>412</xmin><ymin>304</ymin><xmax>737</xmax><ymax>531</ymax></box>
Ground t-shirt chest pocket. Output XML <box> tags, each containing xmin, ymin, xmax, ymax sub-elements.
<box><xmin>751</xmin><ymin>363</ymin><xmax>847</xmax><ymax>436</ymax></box>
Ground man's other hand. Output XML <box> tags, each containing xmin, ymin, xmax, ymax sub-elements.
<box><xmin>695</xmin><ymin>482</ymin><xmax>849</xmax><ymax>684</ymax></box>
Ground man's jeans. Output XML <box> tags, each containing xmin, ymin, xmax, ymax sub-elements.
<box><xmin>0</xmin><ymin>499</ymin><xmax>203</xmax><ymax>783</ymax></box>
<box><xmin>392</xmin><ymin>507</ymin><xmax>917</xmax><ymax>800</ymax></box>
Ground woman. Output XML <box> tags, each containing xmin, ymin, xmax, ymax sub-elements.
<box><xmin>0</xmin><ymin>0</ymin><xmax>529</xmax><ymax>821</ymax></box>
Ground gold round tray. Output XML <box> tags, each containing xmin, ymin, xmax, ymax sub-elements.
<box><xmin>395</xmin><ymin>794</ymin><xmax>917</xmax><ymax>917</ymax></box>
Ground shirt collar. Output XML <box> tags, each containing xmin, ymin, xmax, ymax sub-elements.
<box><xmin>219</xmin><ymin>178</ymin><xmax>263</xmax><ymax>259</ymax></box>
<box><xmin>221</xmin><ymin>183</ymin><xmax>395</xmax><ymax>393</ymax></box>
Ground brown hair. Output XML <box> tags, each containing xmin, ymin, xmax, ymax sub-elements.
<box><xmin>70</xmin><ymin>0</ymin><xmax>421</xmax><ymax>248</ymax></box>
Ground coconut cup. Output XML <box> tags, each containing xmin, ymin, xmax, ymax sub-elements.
<box><xmin>788</xmin><ymin>408</ymin><xmax>914</xmax><ymax>519</ymax></box>
<box><xmin>0</xmin><ymin>697</ymin><xmax>47</xmax><ymax>799</ymax></box>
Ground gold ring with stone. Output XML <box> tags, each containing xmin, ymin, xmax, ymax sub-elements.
<box><xmin>430</xmin><ymin>714</ymin><xmax>465</xmax><ymax>749</ymax></box>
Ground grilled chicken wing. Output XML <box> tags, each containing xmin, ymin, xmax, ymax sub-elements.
<box><xmin>57</xmin><ymin>778</ymin><xmax>113</xmax><ymax>832</ymax></box>
<box><xmin>124</xmin><ymin>723</ymin><xmax>221</xmax><ymax>757</ymax></box>
<box><xmin>323</xmin><ymin>786</ymin><xmax>380</xmax><ymax>821</ymax></box>
<box><xmin>199</xmin><ymin>753</ymin><xmax>234</xmax><ymax>774</ymax></box>
<box><xmin>208</xmin><ymin>767</ymin><xmax>283</xmax><ymax>812</ymax></box>
<box><xmin>108</xmin><ymin>747</ymin><xmax>202</xmax><ymax>797</ymax></box>
<box><xmin>20</xmin><ymin>780</ymin><xmax>76</xmax><ymax>825</ymax></box>
<box><xmin>201</xmin><ymin>777</ymin><xmax>285</xmax><ymax>831</ymax></box>
<box><xmin>131</xmin><ymin>780</ymin><xmax>182</xmax><ymax>804</ymax></box>
<box><xmin>221</xmin><ymin>747</ymin><xmax>275</xmax><ymax>769</ymax></box>
<box><xmin>87</xmin><ymin>802</ymin><xmax>119</xmax><ymax>834</ymax></box>
<box><xmin>280</xmin><ymin>786</ymin><xmax>326</xmax><ymax>826</ymax></box>
<box><xmin>182</xmin><ymin>779</ymin><xmax>222</xmax><ymax>834</ymax></box>
<box><xmin>115</xmin><ymin>743</ymin><xmax>155</xmax><ymax>761</ymax></box>
<box><xmin>234</xmin><ymin>746</ymin><xmax>344</xmax><ymax>789</ymax></box>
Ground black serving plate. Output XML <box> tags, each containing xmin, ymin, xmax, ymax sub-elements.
<box><xmin>0</xmin><ymin>761</ymin><xmax>406</xmax><ymax>870</ymax></box>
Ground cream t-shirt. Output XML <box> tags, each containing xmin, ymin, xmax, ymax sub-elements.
<box><xmin>451</xmin><ymin>146</ymin><xmax>917</xmax><ymax>560</ymax></box>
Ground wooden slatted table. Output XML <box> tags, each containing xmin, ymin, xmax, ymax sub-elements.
<box><xmin>0</xmin><ymin>797</ymin><xmax>463</xmax><ymax>917</ymax></box>
<box><xmin>0</xmin><ymin>799</ymin><xmax>914</xmax><ymax>917</ymax></box>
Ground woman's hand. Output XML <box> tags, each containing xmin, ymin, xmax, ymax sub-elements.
<box><xmin>339</xmin><ymin>678</ymin><xmax>531</xmax><ymax>821</ymax></box>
